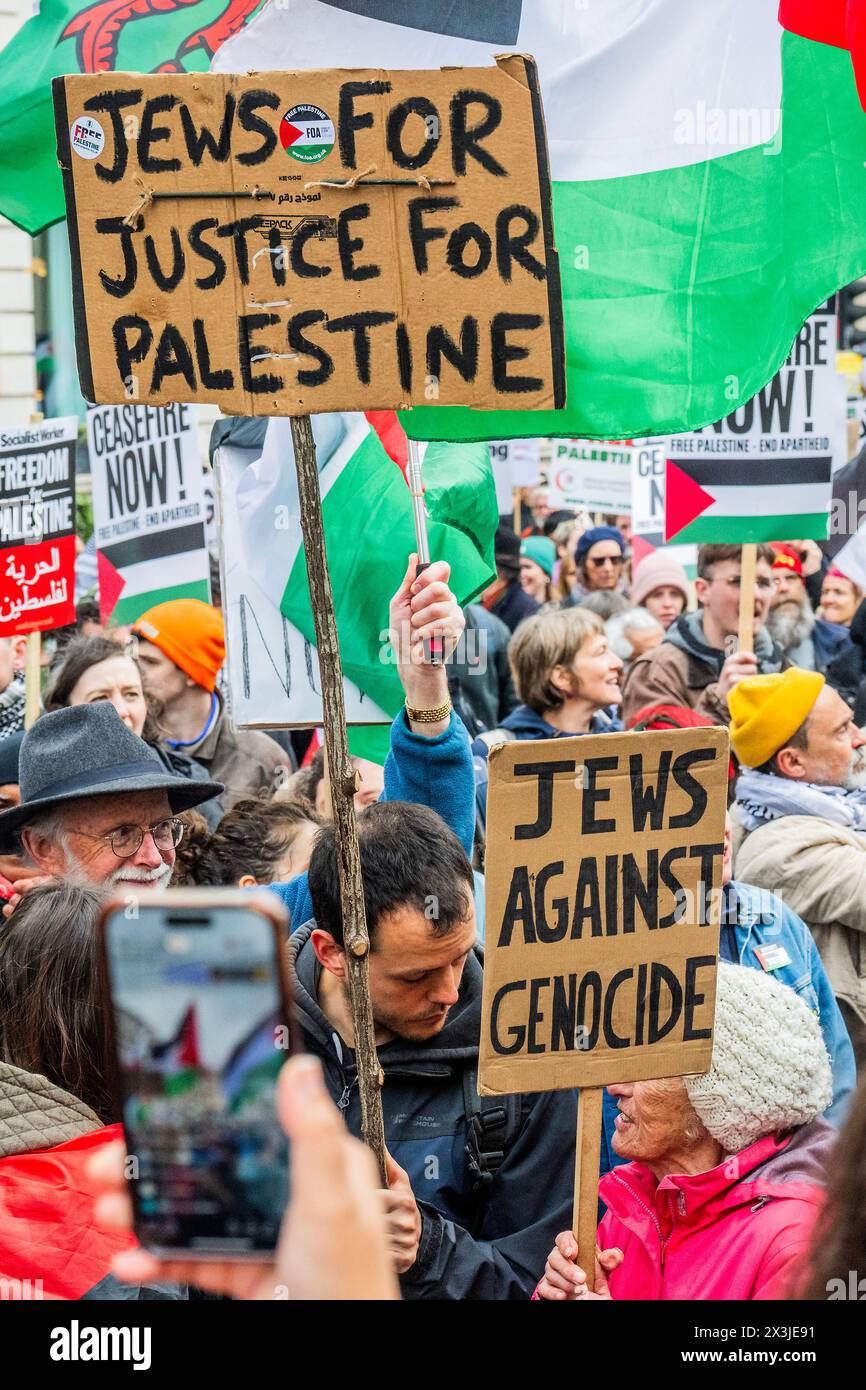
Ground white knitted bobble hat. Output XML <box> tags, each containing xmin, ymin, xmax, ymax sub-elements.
<box><xmin>683</xmin><ymin>961</ymin><xmax>832</xmax><ymax>1153</ymax></box>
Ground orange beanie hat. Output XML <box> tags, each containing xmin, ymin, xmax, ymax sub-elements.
<box><xmin>132</xmin><ymin>599</ymin><xmax>225</xmax><ymax>693</ymax></box>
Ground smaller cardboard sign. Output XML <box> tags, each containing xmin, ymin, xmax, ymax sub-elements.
<box><xmin>544</xmin><ymin>439</ymin><xmax>633</xmax><ymax>514</ymax></box>
<box><xmin>87</xmin><ymin>403</ymin><xmax>210</xmax><ymax>625</ymax></box>
<box><xmin>0</xmin><ymin>417</ymin><xmax>78</xmax><ymax>636</ymax></box>
<box><xmin>478</xmin><ymin>727</ymin><xmax>729</xmax><ymax>1096</ymax></box>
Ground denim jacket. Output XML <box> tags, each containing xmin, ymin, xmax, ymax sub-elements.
<box><xmin>722</xmin><ymin>879</ymin><xmax>855</xmax><ymax>1127</ymax></box>
<box><xmin>600</xmin><ymin>877</ymin><xmax>855</xmax><ymax>1178</ymax></box>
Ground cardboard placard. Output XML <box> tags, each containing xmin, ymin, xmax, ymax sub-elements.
<box><xmin>53</xmin><ymin>59</ymin><xmax>564</xmax><ymax>418</ymax></box>
<box><xmin>87</xmin><ymin>403</ymin><xmax>211</xmax><ymax>625</ymax></box>
<box><xmin>478</xmin><ymin>727</ymin><xmax>729</xmax><ymax>1096</ymax></box>
<box><xmin>0</xmin><ymin>418</ymin><xmax>78</xmax><ymax>637</ymax></box>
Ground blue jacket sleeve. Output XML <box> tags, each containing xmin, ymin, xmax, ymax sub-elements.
<box><xmin>268</xmin><ymin>709</ymin><xmax>476</xmax><ymax>927</ymax></box>
<box><xmin>384</xmin><ymin>709</ymin><xmax>475</xmax><ymax>859</ymax></box>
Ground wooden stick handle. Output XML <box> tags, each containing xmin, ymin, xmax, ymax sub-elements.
<box><xmin>572</xmin><ymin>1085</ymin><xmax>604</xmax><ymax>1292</ymax></box>
<box><xmin>24</xmin><ymin>632</ymin><xmax>41</xmax><ymax>729</ymax></box>
<box><xmin>513</xmin><ymin>486</ymin><xmax>521</xmax><ymax>535</ymax></box>
<box><xmin>289</xmin><ymin>415</ymin><xmax>387</xmax><ymax>1184</ymax></box>
<box><xmin>737</xmin><ymin>543</ymin><xmax>757</xmax><ymax>655</ymax></box>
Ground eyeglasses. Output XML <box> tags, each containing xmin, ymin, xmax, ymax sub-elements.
<box><xmin>587</xmin><ymin>554</ymin><xmax>624</xmax><ymax>568</ymax></box>
<box><xmin>70</xmin><ymin>817</ymin><xmax>185</xmax><ymax>859</ymax></box>
<box><xmin>712</xmin><ymin>575</ymin><xmax>774</xmax><ymax>593</ymax></box>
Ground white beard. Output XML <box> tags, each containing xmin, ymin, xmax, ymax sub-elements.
<box><xmin>846</xmin><ymin>746</ymin><xmax>866</xmax><ymax>791</ymax></box>
<box><xmin>61</xmin><ymin>851</ymin><xmax>173</xmax><ymax>892</ymax></box>
<box><xmin>107</xmin><ymin>862</ymin><xmax>174</xmax><ymax>891</ymax></box>
<box><xmin>767</xmin><ymin>599</ymin><xmax>815</xmax><ymax>653</ymax></box>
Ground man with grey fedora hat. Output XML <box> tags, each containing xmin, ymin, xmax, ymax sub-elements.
<box><xmin>0</xmin><ymin>704</ymin><xmax>223</xmax><ymax>908</ymax></box>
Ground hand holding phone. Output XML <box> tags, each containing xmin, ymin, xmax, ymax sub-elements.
<box><xmin>90</xmin><ymin>1056</ymin><xmax>399</xmax><ymax>1301</ymax></box>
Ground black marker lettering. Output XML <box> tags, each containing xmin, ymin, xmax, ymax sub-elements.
<box><xmin>489</xmin><ymin>980</ymin><xmax>526</xmax><ymax>1055</ymax></box>
<box><xmin>326</xmin><ymin>310</ymin><xmax>396</xmax><ymax>385</ymax></box>
<box><xmin>138</xmin><ymin>94</ymin><xmax>181</xmax><ymax>174</ymax></box>
<box><xmin>337</xmin><ymin>204</ymin><xmax>379</xmax><ymax>281</ymax></box>
<box><xmin>491</xmin><ymin>312</ymin><xmax>543</xmax><ymax>394</ymax></box>
<box><xmin>338</xmin><ymin>79</ymin><xmax>390</xmax><ymax>167</ymax></box>
<box><xmin>450</xmin><ymin>89</ymin><xmax>506</xmax><ymax>176</ymax></box>
<box><xmin>495</xmin><ymin>204</ymin><xmax>545</xmax><ymax>281</ymax></box>
<box><xmin>287</xmin><ymin>310</ymin><xmax>334</xmax><ymax>387</ymax></box>
<box><xmin>239</xmin><ymin>312</ymin><xmax>282</xmax><ymax>394</ymax></box>
<box><xmin>237</xmin><ymin>90</ymin><xmax>280</xmax><ymax>165</ymax></box>
<box><xmin>96</xmin><ymin>217</ymin><xmax>138</xmax><ymax>298</ymax></box>
<box><xmin>386</xmin><ymin>96</ymin><xmax>440</xmax><ymax>169</ymax></box>
<box><xmin>84</xmin><ymin>88</ymin><xmax>141</xmax><ymax>183</ymax></box>
<box><xmin>407</xmin><ymin>196</ymin><xmax>459</xmax><ymax>274</ymax></box>
<box><xmin>513</xmin><ymin>760</ymin><xmax>575</xmax><ymax>840</ymax></box>
<box><xmin>426</xmin><ymin>318</ymin><xmax>479</xmax><ymax>384</ymax></box>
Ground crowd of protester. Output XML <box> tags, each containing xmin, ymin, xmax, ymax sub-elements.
<box><xmin>1</xmin><ymin>499</ymin><xmax>866</xmax><ymax>1303</ymax></box>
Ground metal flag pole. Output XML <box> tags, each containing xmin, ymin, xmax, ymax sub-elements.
<box><xmin>406</xmin><ymin>437</ymin><xmax>443</xmax><ymax>666</ymax></box>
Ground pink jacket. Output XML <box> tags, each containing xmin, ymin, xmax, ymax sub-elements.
<box><xmin>538</xmin><ymin>1119</ymin><xmax>832</xmax><ymax>1301</ymax></box>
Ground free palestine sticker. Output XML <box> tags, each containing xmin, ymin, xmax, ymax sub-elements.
<box><xmin>279</xmin><ymin>104</ymin><xmax>335</xmax><ymax>162</ymax></box>
<box><xmin>70</xmin><ymin>115</ymin><xmax>104</xmax><ymax>159</ymax></box>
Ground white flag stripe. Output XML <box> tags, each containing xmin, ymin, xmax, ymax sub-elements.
<box><xmin>213</xmin><ymin>0</ymin><xmax>782</xmax><ymax>182</ymax></box>
<box><xmin>114</xmin><ymin>550</ymin><xmax>209</xmax><ymax>598</ymax></box>
<box><xmin>235</xmin><ymin>413</ymin><xmax>370</xmax><ymax>608</ymax></box>
<box><xmin>704</xmin><ymin>483</ymin><xmax>830</xmax><ymax>519</ymax></box>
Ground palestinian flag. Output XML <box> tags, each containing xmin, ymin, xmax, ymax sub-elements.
<box><xmin>97</xmin><ymin>527</ymin><xmax>211</xmax><ymax>626</ymax></box>
<box><xmin>151</xmin><ymin>1003</ymin><xmax>202</xmax><ymax>1098</ymax></box>
<box><xmin>0</xmin><ymin>0</ymin><xmax>265</xmax><ymax>234</ymax></box>
<box><xmin>665</xmin><ymin>457</ymin><xmax>832</xmax><ymax>545</ymax></box>
<box><xmin>232</xmin><ymin>411</ymin><xmax>496</xmax><ymax>762</ymax></box>
<box><xmin>214</xmin><ymin>0</ymin><xmax>866</xmax><ymax>443</ymax></box>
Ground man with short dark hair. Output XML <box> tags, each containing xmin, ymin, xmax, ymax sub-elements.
<box><xmin>294</xmin><ymin>799</ymin><xmax>577</xmax><ymax>1300</ymax></box>
<box><xmin>622</xmin><ymin>542</ymin><xmax>784</xmax><ymax>725</ymax></box>
<box><xmin>731</xmin><ymin>668</ymin><xmax>866</xmax><ymax>1068</ymax></box>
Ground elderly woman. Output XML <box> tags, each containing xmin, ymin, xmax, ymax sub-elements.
<box><xmin>473</xmin><ymin>607</ymin><xmax>623</xmax><ymax>759</ymax></box>
<box><xmin>535</xmin><ymin>962</ymin><xmax>833</xmax><ymax>1301</ymax></box>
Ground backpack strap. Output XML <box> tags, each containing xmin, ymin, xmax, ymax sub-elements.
<box><xmin>462</xmin><ymin>1065</ymin><xmax>523</xmax><ymax>1195</ymax></box>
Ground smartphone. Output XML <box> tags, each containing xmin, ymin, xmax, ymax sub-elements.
<box><xmin>99</xmin><ymin>889</ymin><xmax>295</xmax><ymax>1259</ymax></box>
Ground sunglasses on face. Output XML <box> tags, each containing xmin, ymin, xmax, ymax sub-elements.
<box><xmin>587</xmin><ymin>554</ymin><xmax>624</xmax><ymax>568</ymax></box>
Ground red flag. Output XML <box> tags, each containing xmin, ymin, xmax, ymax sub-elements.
<box><xmin>780</xmin><ymin>0</ymin><xmax>866</xmax><ymax>112</ymax></box>
<box><xmin>364</xmin><ymin>411</ymin><xmax>411</xmax><ymax>486</ymax></box>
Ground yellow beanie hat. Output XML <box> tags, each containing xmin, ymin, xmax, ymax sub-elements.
<box><xmin>729</xmin><ymin>668</ymin><xmax>825</xmax><ymax>769</ymax></box>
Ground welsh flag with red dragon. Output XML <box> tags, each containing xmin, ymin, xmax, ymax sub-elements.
<box><xmin>0</xmin><ymin>0</ymin><xmax>264</xmax><ymax>234</ymax></box>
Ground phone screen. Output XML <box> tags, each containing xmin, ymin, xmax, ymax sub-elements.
<box><xmin>104</xmin><ymin>903</ymin><xmax>290</xmax><ymax>1255</ymax></box>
